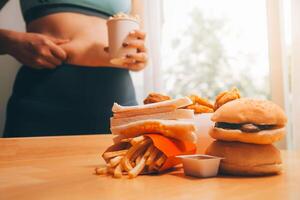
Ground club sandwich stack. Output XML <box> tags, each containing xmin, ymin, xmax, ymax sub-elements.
<box><xmin>110</xmin><ymin>97</ymin><xmax>197</xmax><ymax>143</ymax></box>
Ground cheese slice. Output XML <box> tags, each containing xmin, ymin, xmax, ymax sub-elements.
<box><xmin>111</xmin><ymin>119</ymin><xmax>197</xmax><ymax>143</ymax></box>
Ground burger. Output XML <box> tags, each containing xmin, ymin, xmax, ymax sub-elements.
<box><xmin>209</xmin><ymin>98</ymin><xmax>287</xmax><ymax>144</ymax></box>
<box><xmin>205</xmin><ymin>141</ymin><xmax>282</xmax><ymax>176</ymax></box>
<box><xmin>205</xmin><ymin>98</ymin><xmax>287</xmax><ymax>176</ymax></box>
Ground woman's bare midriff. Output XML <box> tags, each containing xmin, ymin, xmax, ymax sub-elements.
<box><xmin>27</xmin><ymin>12</ymin><xmax>112</xmax><ymax>67</ymax></box>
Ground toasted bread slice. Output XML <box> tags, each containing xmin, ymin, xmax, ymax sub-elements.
<box><xmin>112</xmin><ymin>97</ymin><xmax>192</xmax><ymax>118</ymax></box>
<box><xmin>111</xmin><ymin>109</ymin><xmax>194</xmax><ymax>126</ymax></box>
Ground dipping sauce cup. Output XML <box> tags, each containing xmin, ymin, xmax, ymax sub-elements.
<box><xmin>177</xmin><ymin>154</ymin><xmax>223</xmax><ymax>178</ymax></box>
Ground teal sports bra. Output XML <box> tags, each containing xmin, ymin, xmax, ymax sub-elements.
<box><xmin>20</xmin><ymin>0</ymin><xmax>131</xmax><ymax>23</ymax></box>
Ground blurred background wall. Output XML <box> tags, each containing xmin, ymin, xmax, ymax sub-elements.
<box><xmin>0</xmin><ymin>0</ymin><xmax>24</xmax><ymax>137</ymax></box>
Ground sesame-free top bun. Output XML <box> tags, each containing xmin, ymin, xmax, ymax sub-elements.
<box><xmin>211</xmin><ymin>98</ymin><xmax>287</xmax><ymax>125</ymax></box>
<box><xmin>205</xmin><ymin>141</ymin><xmax>282</xmax><ymax>176</ymax></box>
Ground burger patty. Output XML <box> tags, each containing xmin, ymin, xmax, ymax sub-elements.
<box><xmin>215</xmin><ymin>122</ymin><xmax>275</xmax><ymax>133</ymax></box>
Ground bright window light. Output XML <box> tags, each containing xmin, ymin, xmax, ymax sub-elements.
<box><xmin>162</xmin><ymin>0</ymin><xmax>270</xmax><ymax>100</ymax></box>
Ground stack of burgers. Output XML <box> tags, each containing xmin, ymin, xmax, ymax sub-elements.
<box><xmin>96</xmin><ymin>97</ymin><xmax>198</xmax><ymax>178</ymax></box>
<box><xmin>206</xmin><ymin>98</ymin><xmax>287</xmax><ymax>176</ymax></box>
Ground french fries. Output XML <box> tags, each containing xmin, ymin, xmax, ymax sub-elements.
<box><xmin>146</xmin><ymin>148</ymin><xmax>159</xmax><ymax>165</ymax></box>
<box><xmin>114</xmin><ymin>164</ymin><xmax>123</xmax><ymax>178</ymax></box>
<box><xmin>96</xmin><ymin>136</ymin><xmax>166</xmax><ymax>178</ymax></box>
<box><xmin>109</xmin><ymin>156</ymin><xmax>123</xmax><ymax>167</ymax></box>
<box><xmin>103</xmin><ymin>149</ymin><xmax>128</xmax><ymax>160</ymax></box>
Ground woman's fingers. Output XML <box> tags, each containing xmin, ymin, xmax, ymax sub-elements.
<box><xmin>121</xmin><ymin>53</ymin><xmax>148</xmax><ymax>64</ymax></box>
<box><xmin>120</xmin><ymin>52</ymin><xmax>148</xmax><ymax>72</ymax></box>
<box><xmin>126</xmin><ymin>52</ymin><xmax>148</xmax><ymax>62</ymax></box>
<box><xmin>49</xmin><ymin>45</ymin><xmax>67</xmax><ymax>61</ymax></box>
<box><xmin>129</xmin><ymin>30</ymin><xmax>146</xmax><ymax>40</ymax></box>
<box><xmin>44</xmin><ymin>53</ymin><xmax>62</xmax><ymax>66</ymax></box>
<box><xmin>49</xmin><ymin>46</ymin><xmax>67</xmax><ymax>61</ymax></box>
<box><xmin>48</xmin><ymin>41</ymin><xmax>68</xmax><ymax>60</ymax></box>
<box><xmin>46</xmin><ymin>36</ymin><xmax>69</xmax><ymax>60</ymax></box>
<box><xmin>122</xmin><ymin>58</ymin><xmax>136</xmax><ymax>64</ymax></box>
<box><xmin>123</xmin><ymin>40</ymin><xmax>146</xmax><ymax>52</ymax></box>
<box><xmin>36</xmin><ymin>47</ymin><xmax>62</xmax><ymax>66</ymax></box>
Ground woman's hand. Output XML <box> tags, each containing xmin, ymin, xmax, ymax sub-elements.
<box><xmin>104</xmin><ymin>30</ymin><xmax>148</xmax><ymax>71</ymax></box>
<box><xmin>122</xmin><ymin>30</ymin><xmax>148</xmax><ymax>71</ymax></box>
<box><xmin>7</xmin><ymin>31</ymin><xmax>69</xmax><ymax>69</ymax></box>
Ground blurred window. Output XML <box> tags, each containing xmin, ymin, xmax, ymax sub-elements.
<box><xmin>161</xmin><ymin>0</ymin><xmax>270</xmax><ymax>100</ymax></box>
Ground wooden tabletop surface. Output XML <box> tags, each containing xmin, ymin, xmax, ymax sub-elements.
<box><xmin>0</xmin><ymin>135</ymin><xmax>299</xmax><ymax>200</ymax></box>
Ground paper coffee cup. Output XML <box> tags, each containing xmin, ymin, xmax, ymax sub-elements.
<box><xmin>107</xmin><ymin>15</ymin><xmax>140</xmax><ymax>65</ymax></box>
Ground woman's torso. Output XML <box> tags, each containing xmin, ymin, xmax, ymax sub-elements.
<box><xmin>22</xmin><ymin>0</ymin><xmax>131</xmax><ymax>66</ymax></box>
<box><xmin>27</xmin><ymin>13</ymin><xmax>110</xmax><ymax>66</ymax></box>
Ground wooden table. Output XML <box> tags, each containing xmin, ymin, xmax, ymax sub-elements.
<box><xmin>0</xmin><ymin>135</ymin><xmax>299</xmax><ymax>200</ymax></box>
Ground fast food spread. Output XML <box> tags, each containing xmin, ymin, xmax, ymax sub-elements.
<box><xmin>96</xmin><ymin>88</ymin><xmax>288</xmax><ymax>178</ymax></box>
